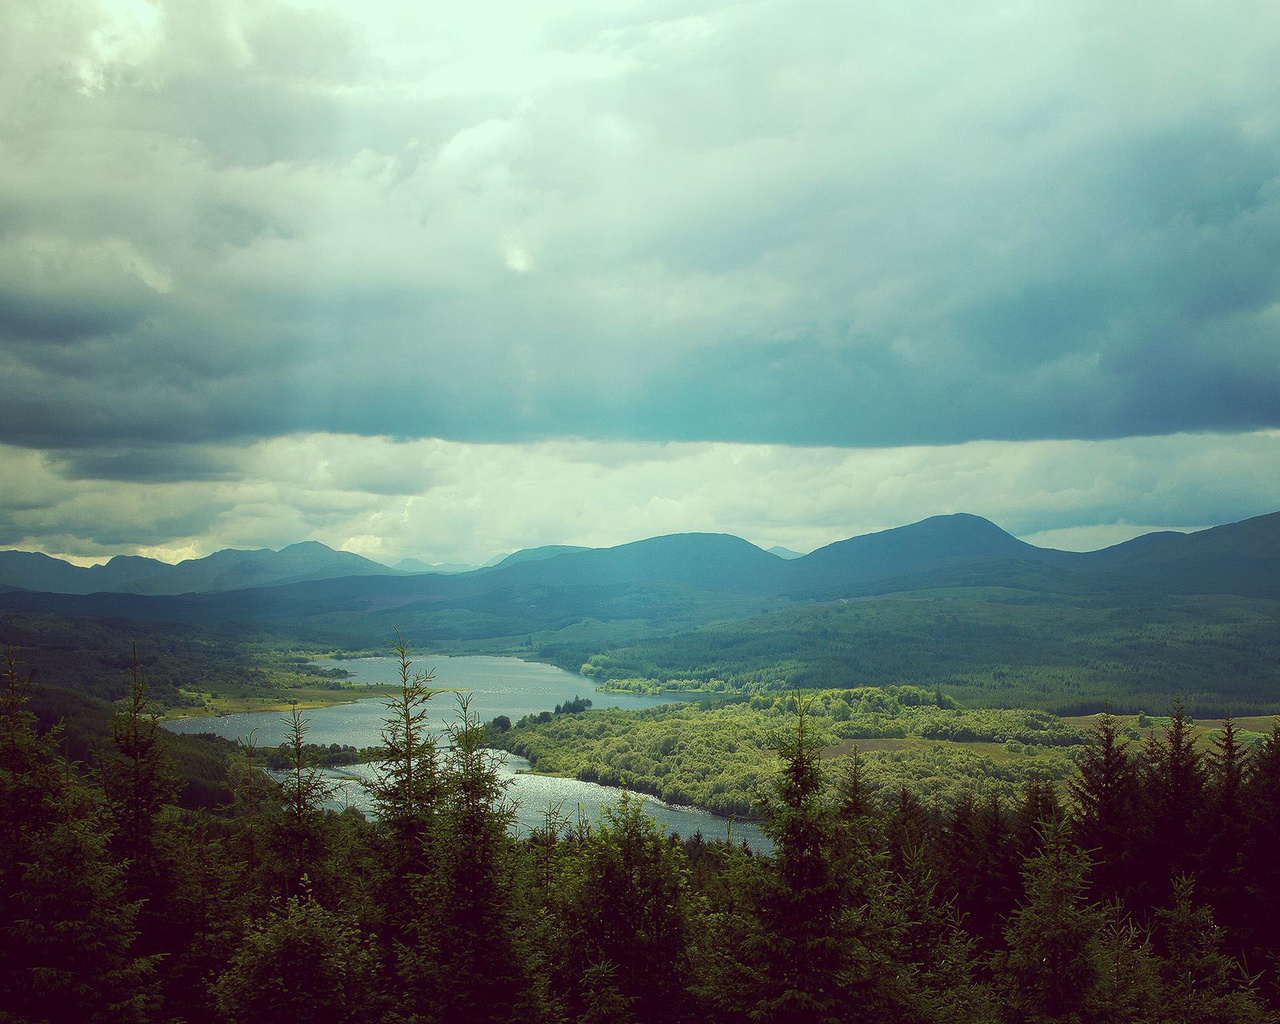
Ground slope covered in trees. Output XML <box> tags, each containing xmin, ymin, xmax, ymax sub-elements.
<box><xmin>4</xmin><ymin>640</ymin><xmax>1280</xmax><ymax>1023</ymax></box>
<box><xmin>4</xmin><ymin>511</ymin><xmax>1277</xmax><ymax>718</ymax></box>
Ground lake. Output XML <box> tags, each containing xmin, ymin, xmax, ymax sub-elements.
<box><xmin>165</xmin><ymin>654</ymin><xmax>770</xmax><ymax>851</ymax></box>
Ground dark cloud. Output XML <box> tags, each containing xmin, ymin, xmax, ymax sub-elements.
<box><xmin>48</xmin><ymin>445</ymin><xmax>241</xmax><ymax>483</ymax></box>
<box><xmin>1</xmin><ymin>0</ymin><xmax>1278</xmax><ymax>470</ymax></box>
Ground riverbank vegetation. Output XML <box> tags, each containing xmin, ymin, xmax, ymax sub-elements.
<box><xmin>4</xmin><ymin>638</ymin><xmax>1280</xmax><ymax>1023</ymax></box>
<box><xmin>492</xmin><ymin>687</ymin><xmax>1086</xmax><ymax>817</ymax></box>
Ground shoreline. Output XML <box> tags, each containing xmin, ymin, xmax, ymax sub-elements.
<box><xmin>162</xmin><ymin>685</ymin><xmax>400</xmax><ymax>720</ymax></box>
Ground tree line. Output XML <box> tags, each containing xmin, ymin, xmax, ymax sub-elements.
<box><xmin>2</xmin><ymin>642</ymin><xmax>1278</xmax><ymax>1023</ymax></box>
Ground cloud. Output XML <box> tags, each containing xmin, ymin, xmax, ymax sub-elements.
<box><xmin>0</xmin><ymin>0</ymin><xmax>1277</xmax><ymax>454</ymax></box>
<box><xmin>3</xmin><ymin>430</ymin><xmax>1277</xmax><ymax>564</ymax></box>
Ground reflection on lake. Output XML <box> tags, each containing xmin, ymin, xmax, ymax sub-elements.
<box><xmin>316</xmin><ymin>753</ymin><xmax>767</xmax><ymax>852</ymax></box>
<box><xmin>165</xmin><ymin>654</ymin><xmax>689</xmax><ymax>747</ymax></box>
<box><xmin>167</xmin><ymin>655</ymin><xmax>770</xmax><ymax>852</ymax></box>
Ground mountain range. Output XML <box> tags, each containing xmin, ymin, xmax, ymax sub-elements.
<box><xmin>2</xmin><ymin>512</ymin><xmax>1276</xmax><ymax>639</ymax></box>
<box><xmin>0</xmin><ymin>541</ymin><xmax>402</xmax><ymax>596</ymax></box>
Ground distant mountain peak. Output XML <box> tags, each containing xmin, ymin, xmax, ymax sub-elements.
<box><xmin>280</xmin><ymin>540</ymin><xmax>336</xmax><ymax>554</ymax></box>
<box><xmin>488</xmin><ymin>544</ymin><xmax>593</xmax><ymax>570</ymax></box>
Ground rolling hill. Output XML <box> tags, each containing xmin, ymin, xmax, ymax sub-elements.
<box><xmin>3</xmin><ymin>511</ymin><xmax>1277</xmax><ymax>714</ymax></box>
<box><xmin>2</xmin><ymin>512</ymin><xmax>1276</xmax><ymax>633</ymax></box>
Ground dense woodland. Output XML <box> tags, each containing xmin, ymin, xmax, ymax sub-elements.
<box><xmin>4</xmin><ymin>642</ymin><xmax>1280</xmax><ymax>1024</ymax></box>
<box><xmin>572</xmin><ymin>593</ymin><xmax>1280</xmax><ymax>716</ymax></box>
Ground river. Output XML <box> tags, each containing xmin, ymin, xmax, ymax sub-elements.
<box><xmin>164</xmin><ymin>654</ymin><xmax>770</xmax><ymax>851</ymax></box>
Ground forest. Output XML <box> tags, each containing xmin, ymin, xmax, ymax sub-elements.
<box><xmin>490</xmin><ymin>686</ymin><xmax>1094</xmax><ymax>818</ymax></box>
<box><xmin>573</xmin><ymin>592</ymin><xmax>1280</xmax><ymax>716</ymax></box>
<box><xmin>3</xmin><ymin>641</ymin><xmax>1279</xmax><ymax>1024</ymax></box>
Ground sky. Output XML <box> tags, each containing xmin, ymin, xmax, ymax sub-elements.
<box><xmin>1</xmin><ymin>0</ymin><xmax>1278</xmax><ymax>566</ymax></box>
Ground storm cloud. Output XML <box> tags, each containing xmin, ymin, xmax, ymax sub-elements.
<box><xmin>1</xmin><ymin>0</ymin><xmax>1277</xmax><ymax>559</ymax></box>
<box><xmin>4</xmin><ymin>0</ymin><xmax>1279</xmax><ymax>450</ymax></box>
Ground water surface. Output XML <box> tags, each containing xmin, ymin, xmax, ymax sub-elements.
<box><xmin>167</xmin><ymin>655</ymin><xmax>769</xmax><ymax>851</ymax></box>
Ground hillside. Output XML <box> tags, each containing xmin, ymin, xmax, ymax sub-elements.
<box><xmin>3</xmin><ymin>512</ymin><xmax>1278</xmax><ymax>629</ymax></box>
<box><xmin>783</xmin><ymin>513</ymin><xmax>1048</xmax><ymax>597</ymax></box>
<box><xmin>2</xmin><ymin>511</ymin><xmax>1277</xmax><ymax>713</ymax></box>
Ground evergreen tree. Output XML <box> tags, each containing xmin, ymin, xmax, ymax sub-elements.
<box><xmin>396</xmin><ymin>694</ymin><xmax>530</xmax><ymax>1024</ymax></box>
<box><xmin>997</xmin><ymin>818</ymin><xmax>1103</xmax><ymax>1023</ymax></box>
<box><xmin>151</xmin><ymin>811</ymin><xmax>245</xmax><ymax>1024</ymax></box>
<box><xmin>834</xmin><ymin>746</ymin><xmax>874</xmax><ymax>820</ymax></box>
<box><xmin>748</xmin><ymin>696</ymin><xmax>906</xmax><ymax>1023</ymax></box>
<box><xmin>226</xmin><ymin>730</ymin><xmax>273</xmax><ymax>900</ymax></box>
<box><xmin>559</xmin><ymin>792</ymin><xmax>695</xmax><ymax>1024</ymax></box>
<box><xmin>210</xmin><ymin>889</ymin><xmax>375</xmax><ymax>1024</ymax></box>
<box><xmin>99</xmin><ymin>646</ymin><xmax>180</xmax><ymax>877</ymax></box>
<box><xmin>371</xmin><ymin>630</ymin><xmax>440</xmax><ymax>852</ymax></box>
<box><xmin>888</xmin><ymin>841</ymin><xmax>997</xmax><ymax>1024</ymax></box>
<box><xmin>1013</xmin><ymin>774</ymin><xmax>1061</xmax><ymax>860</ymax></box>
<box><xmin>1067</xmin><ymin>711</ymin><xmax>1140</xmax><ymax>903</ymax></box>
<box><xmin>1086</xmin><ymin>904</ymin><xmax>1162</xmax><ymax>1024</ymax></box>
<box><xmin>1239</xmin><ymin>721</ymin><xmax>1280</xmax><ymax>1001</ymax></box>
<box><xmin>885</xmin><ymin>785</ymin><xmax>933</xmax><ymax>879</ymax></box>
<box><xmin>1</xmin><ymin>706</ymin><xmax>160</xmax><ymax>1024</ymax></box>
<box><xmin>1199</xmin><ymin>717</ymin><xmax>1251</xmax><ymax>953</ymax></box>
<box><xmin>368</xmin><ymin>633</ymin><xmax>442</xmax><ymax>951</ymax></box>
<box><xmin>1153</xmin><ymin>876</ymin><xmax>1269</xmax><ymax>1024</ymax></box>
<box><xmin>269</xmin><ymin>706</ymin><xmax>332</xmax><ymax>897</ymax></box>
<box><xmin>1138</xmin><ymin>698</ymin><xmax>1206</xmax><ymax>909</ymax></box>
<box><xmin>0</xmin><ymin>647</ymin><xmax>59</xmax><ymax>908</ymax></box>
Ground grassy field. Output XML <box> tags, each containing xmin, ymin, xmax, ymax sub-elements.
<box><xmin>161</xmin><ymin>681</ymin><xmax>402</xmax><ymax>719</ymax></box>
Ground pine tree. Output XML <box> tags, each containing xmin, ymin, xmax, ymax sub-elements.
<box><xmin>885</xmin><ymin>785</ymin><xmax>933</xmax><ymax>879</ymax></box>
<box><xmin>970</xmin><ymin>793</ymin><xmax>1017</xmax><ymax>951</ymax></box>
<box><xmin>1086</xmin><ymin>903</ymin><xmax>1161</xmax><ymax>1024</ymax></box>
<box><xmin>0</xmin><ymin>647</ymin><xmax>59</xmax><ymax>896</ymax></box>
<box><xmin>553</xmin><ymin>791</ymin><xmax>695</xmax><ymax>1024</ymax></box>
<box><xmin>749</xmin><ymin>695</ymin><xmax>906</xmax><ymax>1023</ymax></box>
<box><xmin>227</xmin><ymin>729</ymin><xmax>273</xmax><ymax>898</ymax></box>
<box><xmin>371</xmin><ymin>630</ymin><xmax>440</xmax><ymax>851</ymax></box>
<box><xmin>1154</xmin><ymin>876</ymin><xmax>1269</xmax><ymax>1024</ymax></box>
<box><xmin>100</xmin><ymin>645</ymin><xmax>181</xmax><ymax>875</ymax></box>
<box><xmin>1067</xmin><ymin>711</ymin><xmax>1139</xmax><ymax>903</ymax></box>
<box><xmin>210</xmin><ymin>888</ymin><xmax>375</xmax><ymax>1024</ymax></box>
<box><xmin>1240</xmin><ymin>720</ymin><xmax>1280</xmax><ymax>1000</ymax></box>
<box><xmin>834</xmin><ymin>745</ymin><xmax>874</xmax><ymax>820</ymax></box>
<box><xmin>1138</xmin><ymin>698</ymin><xmax>1206</xmax><ymax>908</ymax></box>
<box><xmin>1199</xmin><ymin>717</ymin><xmax>1251</xmax><ymax>952</ymax></box>
<box><xmin>997</xmin><ymin>818</ymin><xmax>1103</xmax><ymax>1022</ymax></box>
<box><xmin>270</xmin><ymin>706</ymin><xmax>332</xmax><ymax>897</ymax></box>
<box><xmin>1013</xmin><ymin>774</ymin><xmax>1061</xmax><ymax>860</ymax></box>
<box><xmin>1</xmin><ymin>668</ymin><xmax>161</xmax><ymax>1024</ymax></box>
<box><xmin>396</xmin><ymin>694</ymin><xmax>529</xmax><ymax>1024</ymax></box>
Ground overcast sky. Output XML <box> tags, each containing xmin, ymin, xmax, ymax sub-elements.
<box><xmin>2</xmin><ymin>0</ymin><xmax>1278</xmax><ymax>565</ymax></box>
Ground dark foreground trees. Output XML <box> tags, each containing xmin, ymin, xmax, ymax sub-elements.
<box><xmin>2</xmin><ymin>643</ymin><xmax>1279</xmax><ymax>1024</ymax></box>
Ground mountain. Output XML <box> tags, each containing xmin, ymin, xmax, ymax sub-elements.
<box><xmin>394</xmin><ymin>557</ymin><xmax>480</xmax><ymax>574</ymax></box>
<box><xmin>0</xmin><ymin>542</ymin><xmax>404</xmax><ymax>596</ymax></box>
<box><xmin>1075</xmin><ymin>511</ymin><xmax>1280</xmax><ymax>599</ymax></box>
<box><xmin>3</xmin><ymin>513</ymin><xmax>1277</xmax><ymax>637</ymax></box>
<box><xmin>767</xmin><ymin>546</ymin><xmax>805</xmax><ymax>559</ymax></box>
<box><xmin>785</xmin><ymin>513</ymin><xmax>1045</xmax><ymax>597</ymax></box>
<box><xmin>482</xmin><ymin>534</ymin><xmax>782</xmax><ymax>593</ymax></box>
<box><xmin>130</xmin><ymin>541</ymin><xmax>401</xmax><ymax>595</ymax></box>
<box><xmin>0</xmin><ymin>550</ymin><xmax>171</xmax><ymax>595</ymax></box>
<box><xmin>487</xmin><ymin>545</ymin><xmax>593</xmax><ymax>570</ymax></box>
